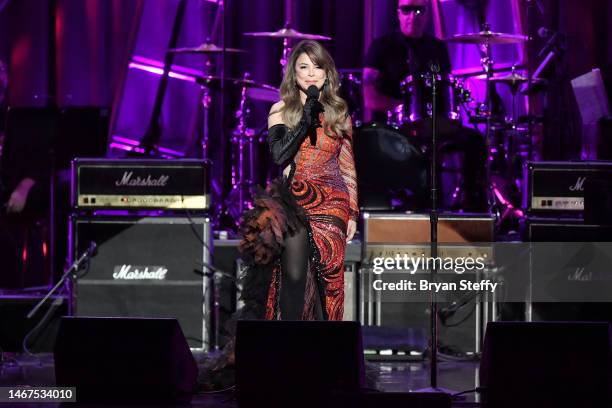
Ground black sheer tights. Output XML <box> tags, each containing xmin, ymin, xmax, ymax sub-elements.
<box><xmin>279</xmin><ymin>225</ymin><xmax>309</xmax><ymax>320</ymax></box>
<box><xmin>279</xmin><ymin>222</ymin><xmax>326</xmax><ymax>320</ymax></box>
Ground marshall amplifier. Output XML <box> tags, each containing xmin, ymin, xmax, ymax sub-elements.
<box><xmin>523</xmin><ymin>161</ymin><xmax>612</xmax><ymax>215</ymax></box>
<box><xmin>70</xmin><ymin>215</ymin><xmax>211</xmax><ymax>350</ymax></box>
<box><xmin>71</xmin><ymin>158</ymin><xmax>210</xmax><ymax>210</ymax></box>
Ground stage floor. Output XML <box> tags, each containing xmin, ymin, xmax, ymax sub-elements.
<box><xmin>0</xmin><ymin>352</ymin><xmax>482</xmax><ymax>407</ymax></box>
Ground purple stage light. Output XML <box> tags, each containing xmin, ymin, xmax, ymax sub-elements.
<box><xmin>128</xmin><ymin>62</ymin><xmax>196</xmax><ymax>82</ymax></box>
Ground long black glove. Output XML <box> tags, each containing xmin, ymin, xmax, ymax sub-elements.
<box><xmin>267</xmin><ymin>98</ymin><xmax>323</xmax><ymax>167</ymax></box>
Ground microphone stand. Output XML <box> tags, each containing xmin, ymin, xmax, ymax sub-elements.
<box><xmin>416</xmin><ymin>64</ymin><xmax>458</xmax><ymax>396</ymax></box>
<box><xmin>27</xmin><ymin>242</ymin><xmax>97</xmax><ymax>319</ymax></box>
<box><xmin>194</xmin><ymin>261</ymin><xmax>237</xmax><ymax>352</ymax></box>
<box><xmin>429</xmin><ymin>64</ymin><xmax>441</xmax><ymax>391</ymax></box>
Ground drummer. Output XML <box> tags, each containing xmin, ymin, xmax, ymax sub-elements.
<box><xmin>362</xmin><ymin>0</ymin><xmax>487</xmax><ymax>211</ymax></box>
<box><xmin>363</xmin><ymin>0</ymin><xmax>450</xmax><ymax>122</ymax></box>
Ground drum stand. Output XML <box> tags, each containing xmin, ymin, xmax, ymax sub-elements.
<box><xmin>479</xmin><ymin>25</ymin><xmax>498</xmax><ymax>216</ymax></box>
<box><xmin>198</xmin><ymin>59</ymin><xmax>215</xmax><ymax>160</ymax></box>
<box><xmin>280</xmin><ymin>22</ymin><xmax>293</xmax><ymax>69</ymax></box>
<box><xmin>478</xmin><ymin>24</ymin><xmax>528</xmax><ymax>229</ymax></box>
<box><xmin>497</xmin><ymin>67</ymin><xmax>529</xmax><ymax>225</ymax></box>
<box><xmin>224</xmin><ymin>73</ymin><xmax>257</xmax><ymax>228</ymax></box>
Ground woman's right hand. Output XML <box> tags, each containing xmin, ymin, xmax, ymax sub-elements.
<box><xmin>302</xmin><ymin>97</ymin><xmax>316</xmax><ymax>126</ymax></box>
<box><xmin>303</xmin><ymin>97</ymin><xmax>324</xmax><ymax>126</ymax></box>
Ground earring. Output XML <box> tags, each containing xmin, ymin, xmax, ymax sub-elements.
<box><xmin>323</xmin><ymin>78</ymin><xmax>329</xmax><ymax>89</ymax></box>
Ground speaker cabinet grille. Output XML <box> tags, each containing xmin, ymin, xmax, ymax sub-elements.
<box><xmin>70</xmin><ymin>216</ymin><xmax>210</xmax><ymax>349</ymax></box>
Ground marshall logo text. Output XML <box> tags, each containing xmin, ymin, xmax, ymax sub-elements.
<box><xmin>112</xmin><ymin>265</ymin><xmax>168</xmax><ymax>280</ymax></box>
<box><xmin>115</xmin><ymin>171</ymin><xmax>169</xmax><ymax>187</ymax></box>
<box><xmin>569</xmin><ymin>176</ymin><xmax>586</xmax><ymax>192</ymax></box>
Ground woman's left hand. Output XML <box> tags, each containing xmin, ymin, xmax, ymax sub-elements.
<box><xmin>346</xmin><ymin>220</ymin><xmax>357</xmax><ymax>242</ymax></box>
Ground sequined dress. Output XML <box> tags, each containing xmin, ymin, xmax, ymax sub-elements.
<box><xmin>238</xmin><ymin>117</ymin><xmax>358</xmax><ymax>321</ymax></box>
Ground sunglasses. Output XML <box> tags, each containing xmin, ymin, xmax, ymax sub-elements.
<box><xmin>397</xmin><ymin>5</ymin><xmax>427</xmax><ymax>16</ymax></box>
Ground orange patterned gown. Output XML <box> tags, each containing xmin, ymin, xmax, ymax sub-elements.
<box><xmin>239</xmin><ymin>117</ymin><xmax>358</xmax><ymax>321</ymax></box>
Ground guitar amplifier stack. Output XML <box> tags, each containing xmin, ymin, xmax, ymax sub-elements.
<box><xmin>522</xmin><ymin>160</ymin><xmax>612</xmax><ymax>322</ymax></box>
<box><xmin>69</xmin><ymin>158</ymin><xmax>212</xmax><ymax>350</ymax></box>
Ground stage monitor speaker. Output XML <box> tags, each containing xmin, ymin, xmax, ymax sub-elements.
<box><xmin>54</xmin><ymin>317</ymin><xmax>197</xmax><ymax>404</ymax></box>
<box><xmin>71</xmin><ymin>215</ymin><xmax>211</xmax><ymax>349</ymax></box>
<box><xmin>480</xmin><ymin>322</ymin><xmax>612</xmax><ymax>407</ymax></box>
<box><xmin>235</xmin><ymin>321</ymin><xmax>365</xmax><ymax>403</ymax></box>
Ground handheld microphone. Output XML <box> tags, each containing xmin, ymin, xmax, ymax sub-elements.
<box><xmin>306</xmin><ymin>85</ymin><xmax>321</xmax><ymax>146</ymax></box>
<box><xmin>306</xmin><ymin>85</ymin><xmax>319</xmax><ymax>100</ymax></box>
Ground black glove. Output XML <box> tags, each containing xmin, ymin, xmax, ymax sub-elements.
<box><xmin>308</xmin><ymin>99</ymin><xmax>324</xmax><ymax>146</ymax></box>
<box><xmin>267</xmin><ymin>98</ymin><xmax>323</xmax><ymax>166</ymax></box>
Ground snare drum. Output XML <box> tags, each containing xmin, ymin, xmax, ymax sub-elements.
<box><xmin>400</xmin><ymin>73</ymin><xmax>461</xmax><ymax>123</ymax></box>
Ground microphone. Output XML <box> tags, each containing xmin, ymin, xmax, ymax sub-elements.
<box><xmin>428</xmin><ymin>60</ymin><xmax>440</xmax><ymax>74</ymax></box>
<box><xmin>72</xmin><ymin>241</ymin><xmax>97</xmax><ymax>274</ymax></box>
<box><xmin>88</xmin><ymin>241</ymin><xmax>98</xmax><ymax>257</ymax></box>
<box><xmin>537</xmin><ymin>27</ymin><xmax>555</xmax><ymax>38</ymax></box>
<box><xmin>306</xmin><ymin>84</ymin><xmax>319</xmax><ymax>100</ymax></box>
<box><xmin>537</xmin><ymin>28</ymin><xmax>563</xmax><ymax>58</ymax></box>
<box><xmin>26</xmin><ymin>240</ymin><xmax>98</xmax><ymax>319</ymax></box>
<box><xmin>306</xmin><ymin>85</ymin><xmax>321</xmax><ymax>146</ymax></box>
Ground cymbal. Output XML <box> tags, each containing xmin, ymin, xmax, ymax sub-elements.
<box><xmin>168</xmin><ymin>42</ymin><xmax>246</xmax><ymax>54</ymax></box>
<box><xmin>445</xmin><ymin>30</ymin><xmax>528</xmax><ymax>45</ymax></box>
<box><xmin>243</xmin><ymin>26</ymin><xmax>331</xmax><ymax>41</ymax></box>
<box><xmin>247</xmin><ymin>87</ymin><xmax>280</xmax><ymax>103</ymax></box>
<box><xmin>490</xmin><ymin>73</ymin><xmax>544</xmax><ymax>85</ymax></box>
<box><xmin>196</xmin><ymin>75</ymin><xmax>278</xmax><ymax>91</ymax></box>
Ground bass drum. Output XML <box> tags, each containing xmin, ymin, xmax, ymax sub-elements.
<box><xmin>353</xmin><ymin>123</ymin><xmax>428</xmax><ymax>210</ymax></box>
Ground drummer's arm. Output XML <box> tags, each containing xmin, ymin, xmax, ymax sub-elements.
<box><xmin>362</xmin><ymin>67</ymin><xmax>402</xmax><ymax>115</ymax></box>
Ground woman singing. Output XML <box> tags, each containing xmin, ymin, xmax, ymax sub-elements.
<box><xmin>239</xmin><ymin>40</ymin><xmax>358</xmax><ymax>321</ymax></box>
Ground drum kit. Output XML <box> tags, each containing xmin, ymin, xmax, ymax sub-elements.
<box><xmin>167</xmin><ymin>20</ymin><xmax>539</xmax><ymax>230</ymax></box>
<box><xmin>357</xmin><ymin>24</ymin><xmax>541</xmax><ymax>226</ymax></box>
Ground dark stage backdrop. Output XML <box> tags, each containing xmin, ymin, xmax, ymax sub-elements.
<box><xmin>0</xmin><ymin>0</ymin><xmax>369</xmax><ymax>202</ymax></box>
<box><xmin>0</xmin><ymin>0</ymin><xmax>367</xmax><ymax>120</ymax></box>
<box><xmin>0</xmin><ymin>0</ymin><xmax>141</xmax><ymax>107</ymax></box>
<box><xmin>1</xmin><ymin>0</ymin><xmax>611</xmax><ymax>169</ymax></box>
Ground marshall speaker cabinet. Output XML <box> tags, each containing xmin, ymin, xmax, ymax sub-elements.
<box><xmin>70</xmin><ymin>216</ymin><xmax>211</xmax><ymax>350</ymax></box>
<box><xmin>523</xmin><ymin>217</ymin><xmax>612</xmax><ymax>323</ymax></box>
